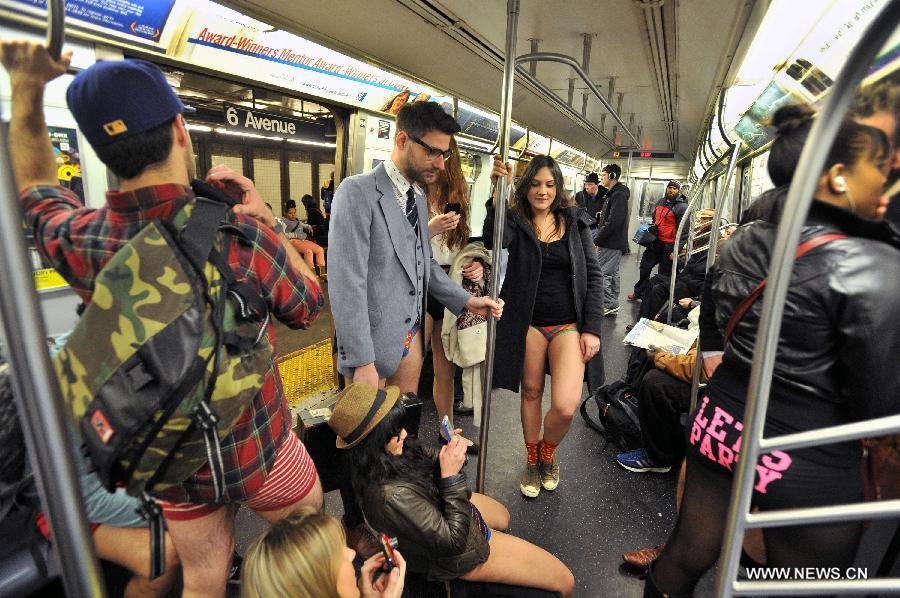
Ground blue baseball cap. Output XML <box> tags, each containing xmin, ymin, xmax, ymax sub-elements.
<box><xmin>66</xmin><ymin>59</ymin><xmax>193</xmax><ymax>147</ymax></box>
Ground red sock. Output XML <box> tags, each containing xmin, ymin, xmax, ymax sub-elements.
<box><xmin>525</xmin><ymin>442</ymin><xmax>539</xmax><ymax>466</ymax></box>
<box><xmin>539</xmin><ymin>439</ymin><xmax>558</xmax><ymax>463</ymax></box>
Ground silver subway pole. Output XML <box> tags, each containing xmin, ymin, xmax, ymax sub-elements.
<box><xmin>0</xmin><ymin>54</ymin><xmax>107</xmax><ymax>598</ymax></box>
<box><xmin>477</xmin><ymin>0</ymin><xmax>519</xmax><ymax>493</ymax></box>
<box><xmin>666</xmin><ymin>148</ymin><xmax>729</xmax><ymax>324</ymax></box>
<box><xmin>715</xmin><ymin>2</ymin><xmax>899</xmax><ymax>593</ymax></box>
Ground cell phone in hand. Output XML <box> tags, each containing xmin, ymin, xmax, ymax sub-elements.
<box><xmin>444</xmin><ymin>202</ymin><xmax>461</xmax><ymax>214</ymax></box>
<box><xmin>379</xmin><ymin>533</ymin><xmax>398</xmax><ymax>571</ymax></box>
<box><xmin>439</xmin><ymin>415</ymin><xmax>453</xmax><ymax>442</ymax></box>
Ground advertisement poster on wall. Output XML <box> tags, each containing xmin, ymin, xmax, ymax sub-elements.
<box><xmin>5</xmin><ymin>0</ymin><xmax>177</xmax><ymax>44</ymax></box>
<box><xmin>48</xmin><ymin>126</ymin><xmax>84</xmax><ymax>204</ymax></box>
<box><xmin>166</xmin><ymin>1</ymin><xmax>452</xmax><ymax>116</ymax></box>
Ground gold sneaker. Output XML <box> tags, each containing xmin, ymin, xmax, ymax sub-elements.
<box><xmin>519</xmin><ymin>463</ymin><xmax>541</xmax><ymax>498</ymax></box>
<box><xmin>539</xmin><ymin>458</ymin><xmax>560</xmax><ymax>491</ymax></box>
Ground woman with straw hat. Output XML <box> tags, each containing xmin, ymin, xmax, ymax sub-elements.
<box><xmin>329</xmin><ymin>384</ymin><xmax>575</xmax><ymax>595</ymax></box>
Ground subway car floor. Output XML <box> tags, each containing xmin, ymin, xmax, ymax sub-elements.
<box><xmin>232</xmin><ymin>253</ymin><xmax>698</xmax><ymax>597</ymax></box>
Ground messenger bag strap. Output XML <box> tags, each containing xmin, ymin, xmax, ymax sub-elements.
<box><xmin>723</xmin><ymin>233</ymin><xmax>847</xmax><ymax>345</ymax></box>
<box><xmin>179</xmin><ymin>197</ymin><xmax>231</xmax><ymax>273</ymax></box>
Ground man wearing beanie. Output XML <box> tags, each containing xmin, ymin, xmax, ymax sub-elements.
<box><xmin>1</xmin><ymin>42</ymin><xmax>325</xmax><ymax>595</ymax></box>
<box><xmin>574</xmin><ymin>171</ymin><xmax>607</xmax><ymax>232</ymax></box>
<box><xmin>629</xmin><ymin>180</ymin><xmax>688</xmax><ymax>301</ymax></box>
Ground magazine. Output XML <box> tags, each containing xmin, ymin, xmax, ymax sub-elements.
<box><xmin>623</xmin><ymin>318</ymin><xmax>698</xmax><ymax>355</ymax></box>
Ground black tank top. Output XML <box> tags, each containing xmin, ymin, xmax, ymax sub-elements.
<box><xmin>531</xmin><ymin>236</ymin><xmax>578</xmax><ymax>326</ymax></box>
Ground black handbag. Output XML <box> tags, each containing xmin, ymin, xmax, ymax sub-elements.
<box><xmin>633</xmin><ymin>223</ymin><xmax>658</xmax><ymax>248</ymax></box>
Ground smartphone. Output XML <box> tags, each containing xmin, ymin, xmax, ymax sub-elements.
<box><xmin>379</xmin><ymin>533</ymin><xmax>398</xmax><ymax>571</ymax></box>
<box><xmin>439</xmin><ymin>415</ymin><xmax>453</xmax><ymax>442</ymax></box>
<box><xmin>444</xmin><ymin>202</ymin><xmax>461</xmax><ymax>214</ymax></box>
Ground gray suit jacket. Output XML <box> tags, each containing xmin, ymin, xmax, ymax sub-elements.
<box><xmin>328</xmin><ymin>163</ymin><xmax>470</xmax><ymax>378</ymax></box>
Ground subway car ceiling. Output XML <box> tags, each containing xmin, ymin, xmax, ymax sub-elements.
<box><xmin>228</xmin><ymin>0</ymin><xmax>749</xmax><ymax>179</ymax></box>
<box><xmin>1</xmin><ymin>0</ymin><xmax>895</xmax><ymax>185</ymax></box>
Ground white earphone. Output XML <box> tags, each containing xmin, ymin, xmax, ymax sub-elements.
<box><xmin>833</xmin><ymin>175</ymin><xmax>857</xmax><ymax>212</ymax></box>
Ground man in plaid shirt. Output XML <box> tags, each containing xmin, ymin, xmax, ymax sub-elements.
<box><xmin>2</xmin><ymin>42</ymin><xmax>325</xmax><ymax>595</ymax></box>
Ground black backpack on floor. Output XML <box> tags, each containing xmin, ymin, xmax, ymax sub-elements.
<box><xmin>579</xmin><ymin>380</ymin><xmax>642</xmax><ymax>451</ymax></box>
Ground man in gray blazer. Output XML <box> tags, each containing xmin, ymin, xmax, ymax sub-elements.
<box><xmin>329</xmin><ymin>102</ymin><xmax>502</xmax><ymax>392</ymax></box>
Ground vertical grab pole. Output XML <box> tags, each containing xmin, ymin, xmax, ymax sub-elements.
<box><xmin>716</xmin><ymin>2</ymin><xmax>899</xmax><ymax>594</ymax></box>
<box><xmin>666</xmin><ymin>147</ymin><xmax>729</xmax><ymax>323</ymax></box>
<box><xmin>477</xmin><ymin>0</ymin><xmax>520</xmax><ymax>493</ymax></box>
<box><xmin>0</xmin><ymin>3</ymin><xmax>106</xmax><ymax>595</ymax></box>
<box><xmin>624</xmin><ymin>149</ymin><xmax>634</xmax><ymax>185</ymax></box>
<box><xmin>686</xmin><ymin>144</ymin><xmax>739</xmax><ymax>412</ymax></box>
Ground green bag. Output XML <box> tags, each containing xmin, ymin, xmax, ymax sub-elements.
<box><xmin>53</xmin><ymin>187</ymin><xmax>272</xmax><ymax>500</ymax></box>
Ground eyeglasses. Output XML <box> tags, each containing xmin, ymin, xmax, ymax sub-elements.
<box><xmin>409</xmin><ymin>135</ymin><xmax>452</xmax><ymax>162</ymax></box>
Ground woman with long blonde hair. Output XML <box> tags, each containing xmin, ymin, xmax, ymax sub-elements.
<box><xmin>242</xmin><ymin>507</ymin><xmax>406</xmax><ymax>598</ymax></box>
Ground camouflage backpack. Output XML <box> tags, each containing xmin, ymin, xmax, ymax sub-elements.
<box><xmin>52</xmin><ymin>182</ymin><xmax>272</xmax><ymax>503</ymax></box>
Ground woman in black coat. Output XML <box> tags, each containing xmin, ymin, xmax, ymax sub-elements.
<box><xmin>647</xmin><ymin>105</ymin><xmax>900</xmax><ymax>597</ymax></box>
<box><xmin>484</xmin><ymin>155</ymin><xmax>604</xmax><ymax>499</ymax></box>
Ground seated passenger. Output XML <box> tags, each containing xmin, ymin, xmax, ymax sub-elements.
<box><xmin>301</xmin><ymin>193</ymin><xmax>329</xmax><ymax>247</ymax></box>
<box><xmin>33</xmin><ymin>452</ymin><xmax>181</xmax><ymax>598</ymax></box>
<box><xmin>637</xmin><ymin>209</ymin><xmax>715</xmax><ymax>322</ymax></box>
<box><xmin>283</xmin><ymin>199</ymin><xmax>327</xmax><ymax>271</ymax></box>
<box><xmin>646</xmin><ymin>104</ymin><xmax>900</xmax><ymax>596</ymax></box>
<box><xmin>242</xmin><ymin>506</ymin><xmax>406</xmax><ymax>598</ymax></box>
<box><xmin>616</xmin><ymin>321</ymin><xmax>706</xmax><ymax>475</ymax></box>
<box><xmin>330</xmin><ymin>384</ymin><xmax>575</xmax><ymax>596</ymax></box>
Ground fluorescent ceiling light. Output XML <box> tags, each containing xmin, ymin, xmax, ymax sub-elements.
<box><xmin>186</xmin><ymin>124</ymin><xmax>212</xmax><ymax>132</ymax></box>
<box><xmin>286</xmin><ymin>139</ymin><xmax>337</xmax><ymax>148</ymax></box>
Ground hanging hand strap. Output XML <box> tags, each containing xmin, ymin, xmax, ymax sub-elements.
<box><xmin>723</xmin><ymin>233</ymin><xmax>847</xmax><ymax>345</ymax></box>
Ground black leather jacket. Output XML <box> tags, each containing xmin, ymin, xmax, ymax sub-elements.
<box><xmin>360</xmin><ymin>470</ymin><xmax>489</xmax><ymax>581</ymax></box>
<box><xmin>705</xmin><ymin>195</ymin><xmax>900</xmax><ymax>465</ymax></box>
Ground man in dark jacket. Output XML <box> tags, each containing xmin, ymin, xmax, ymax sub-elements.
<box><xmin>574</xmin><ymin>172</ymin><xmax>607</xmax><ymax>233</ymax></box>
<box><xmin>594</xmin><ymin>164</ymin><xmax>630</xmax><ymax>315</ymax></box>
<box><xmin>629</xmin><ymin>180</ymin><xmax>688</xmax><ymax>300</ymax></box>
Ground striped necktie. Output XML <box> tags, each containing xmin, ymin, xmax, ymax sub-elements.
<box><xmin>405</xmin><ymin>187</ymin><xmax>419</xmax><ymax>232</ymax></box>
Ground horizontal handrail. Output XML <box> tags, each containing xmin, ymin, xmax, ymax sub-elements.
<box><xmin>759</xmin><ymin>414</ymin><xmax>900</xmax><ymax>453</ymax></box>
<box><xmin>732</xmin><ymin>579</ymin><xmax>900</xmax><ymax>596</ymax></box>
<box><xmin>515</xmin><ymin>52</ymin><xmax>641</xmax><ymax>148</ymax></box>
<box><xmin>745</xmin><ymin>499</ymin><xmax>900</xmax><ymax>528</ymax></box>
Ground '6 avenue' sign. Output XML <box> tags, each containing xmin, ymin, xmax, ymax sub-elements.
<box><xmin>223</xmin><ymin>102</ymin><xmax>308</xmax><ymax>139</ymax></box>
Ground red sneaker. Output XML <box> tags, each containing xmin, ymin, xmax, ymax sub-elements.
<box><xmin>627</xmin><ymin>293</ymin><xmax>641</xmax><ymax>301</ymax></box>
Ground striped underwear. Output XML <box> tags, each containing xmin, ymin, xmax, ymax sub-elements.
<box><xmin>530</xmin><ymin>323</ymin><xmax>578</xmax><ymax>342</ymax></box>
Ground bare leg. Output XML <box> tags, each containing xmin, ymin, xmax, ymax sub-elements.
<box><xmin>431</xmin><ymin>317</ymin><xmax>455</xmax><ymax>426</ymax></box>
<box><xmin>469</xmin><ymin>493</ymin><xmax>510</xmax><ymax>531</ymax></box>
<box><xmin>164</xmin><ymin>505</ymin><xmax>236</xmax><ymax>598</ymax></box>
<box><xmin>520</xmin><ymin>327</ymin><xmax>549</xmax><ymax>444</ymax></box>
<box><xmin>254</xmin><ymin>476</ymin><xmax>325</xmax><ymax>523</ymax></box>
<box><xmin>541</xmin><ymin>332</ymin><xmax>586</xmax><ymax>445</ymax></box>
<box><xmin>386</xmin><ymin>328</ymin><xmax>424</xmax><ymax>394</ymax></box>
<box><xmin>93</xmin><ymin>526</ymin><xmax>179</xmax><ymax>598</ymax></box>
<box><xmin>461</xmin><ymin>530</ymin><xmax>575</xmax><ymax>596</ymax></box>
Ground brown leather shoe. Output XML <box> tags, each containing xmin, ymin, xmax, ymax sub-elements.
<box><xmin>622</xmin><ymin>543</ymin><xmax>665</xmax><ymax>571</ymax></box>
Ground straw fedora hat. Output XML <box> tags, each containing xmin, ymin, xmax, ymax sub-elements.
<box><xmin>329</xmin><ymin>383</ymin><xmax>402</xmax><ymax>449</ymax></box>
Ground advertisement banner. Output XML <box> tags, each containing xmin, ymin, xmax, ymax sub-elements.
<box><xmin>6</xmin><ymin>0</ymin><xmax>176</xmax><ymax>43</ymax></box>
<box><xmin>168</xmin><ymin>1</ymin><xmax>452</xmax><ymax>115</ymax></box>
<box><xmin>48</xmin><ymin>126</ymin><xmax>84</xmax><ymax>204</ymax></box>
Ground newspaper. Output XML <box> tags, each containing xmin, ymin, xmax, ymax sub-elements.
<box><xmin>623</xmin><ymin>318</ymin><xmax>698</xmax><ymax>355</ymax></box>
